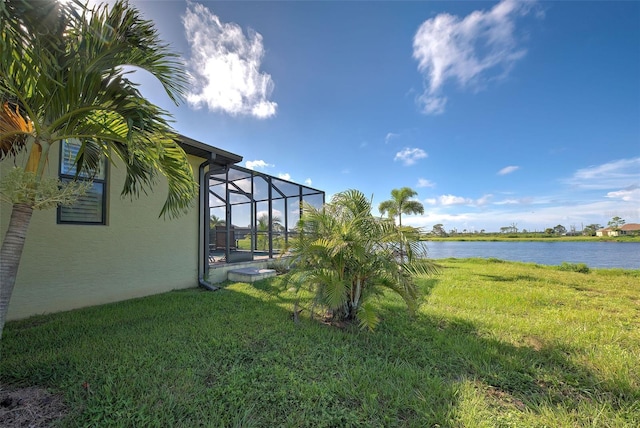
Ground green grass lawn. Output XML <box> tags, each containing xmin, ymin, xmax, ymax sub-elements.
<box><xmin>1</xmin><ymin>259</ymin><xmax>639</xmax><ymax>427</ymax></box>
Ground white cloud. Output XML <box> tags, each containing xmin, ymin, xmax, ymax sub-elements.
<box><xmin>278</xmin><ymin>173</ymin><xmax>291</xmax><ymax>181</ymax></box>
<box><xmin>405</xmin><ymin>198</ymin><xmax>640</xmax><ymax>234</ymax></box>
<box><xmin>417</xmin><ymin>95</ymin><xmax>447</xmax><ymax>115</ymax></box>
<box><xmin>494</xmin><ymin>199</ymin><xmax>519</xmax><ymax>205</ymax></box>
<box><xmin>606</xmin><ymin>185</ymin><xmax>640</xmax><ymax>202</ymax></box>
<box><xmin>498</xmin><ymin>165</ymin><xmax>520</xmax><ymax>175</ymax></box>
<box><xmin>566</xmin><ymin>157</ymin><xmax>640</xmax><ymax>190</ymax></box>
<box><xmin>438</xmin><ymin>194</ymin><xmax>473</xmax><ymax>206</ymax></box>
<box><xmin>417</xmin><ymin>178</ymin><xmax>436</xmax><ymax>188</ymax></box>
<box><xmin>427</xmin><ymin>193</ymin><xmax>492</xmax><ymax>207</ymax></box>
<box><xmin>257</xmin><ymin>209</ymin><xmax>283</xmax><ymax>219</ymax></box>
<box><xmin>183</xmin><ymin>2</ymin><xmax>277</xmax><ymax>118</ymax></box>
<box><xmin>304</xmin><ymin>178</ymin><xmax>313</xmax><ymax>186</ymax></box>
<box><xmin>494</xmin><ymin>198</ymin><xmax>531</xmax><ymax>205</ymax></box>
<box><xmin>245</xmin><ymin>159</ymin><xmax>273</xmax><ymax>170</ymax></box>
<box><xmin>403</xmin><ymin>157</ymin><xmax>640</xmax><ymax>232</ymax></box>
<box><xmin>394</xmin><ymin>147</ymin><xmax>428</xmax><ymax>166</ymax></box>
<box><xmin>476</xmin><ymin>194</ymin><xmax>493</xmax><ymax>206</ymax></box>
<box><xmin>412</xmin><ymin>0</ymin><xmax>534</xmax><ymax>115</ymax></box>
<box><xmin>385</xmin><ymin>132</ymin><xmax>400</xmax><ymax>144</ymax></box>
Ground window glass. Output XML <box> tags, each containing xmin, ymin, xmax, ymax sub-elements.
<box><xmin>58</xmin><ymin>140</ymin><xmax>107</xmax><ymax>225</ymax></box>
<box><xmin>60</xmin><ymin>139</ymin><xmax>105</xmax><ymax>179</ymax></box>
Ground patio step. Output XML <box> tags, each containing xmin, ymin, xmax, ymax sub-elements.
<box><xmin>227</xmin><ymin>267</ymin><xmax>277</xmax><ymax>283</ymax></box>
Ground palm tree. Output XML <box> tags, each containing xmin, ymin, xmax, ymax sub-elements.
<box><xmin>210</xmin><ymin>214</ymin><xmax>225</xmax><ymax>228</ymax></box>
<box><xmin>287</xmin><ymin>189</ymin><xmax>439</xmax><ymax>330</ymax></box>
<box><xmin>378</xmin><ymin>187</ymin><xmax>424</xmax><ymax>227</ymax></box>
<box><xmin>378</xmin><ymin>187</ymin><xmax>424</xmax><ymax>263</ymax></box>
<box><xmin>0</xmin><ymin>0</ymin><xmax>196</xmax><ymax>340</ymax></box>
<box><xmin>256</xmin><ymin>213</ymin><xmax>282</xmax><ymax>251</ymax></box>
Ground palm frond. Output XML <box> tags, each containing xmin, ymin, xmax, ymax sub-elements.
<box><xmin>1</xmin><ymin>0</ymin><xmax>196</xmax><ymax>216</ymax></box>
<box><xmin>357</xmin><ymin>302</ymin><xmax>380</xmax><ymax>331</ymax></box>
<box><xmin>0</xmin><ymin>102</ymin><xmax>33</xmax><ymax>160</ymax></box>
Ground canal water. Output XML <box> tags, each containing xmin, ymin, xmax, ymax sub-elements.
<box><xmin>422</xmin><ymin>241</ymin><xmax>640</xmax><ymax>269</ymax></box>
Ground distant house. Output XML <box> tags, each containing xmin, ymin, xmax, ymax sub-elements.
<box><xmin>1</xmin><ymin>135</ymin><xmax>324</xmax><ymax>321</ymax></box>
<box><xmin>596</xmin><ymin>223</ymin><xmax>640</xmax><ymax>237</ymax></box>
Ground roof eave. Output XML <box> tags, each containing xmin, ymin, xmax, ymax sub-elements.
<box><xmin>175</xmin><ymin>134</ymin><xmax>243</xmax><ymax>166</ymax></box>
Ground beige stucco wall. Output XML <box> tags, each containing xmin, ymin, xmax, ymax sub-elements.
<box><xmin>1</xmin><ymin>144</ymin><xmax>203</xmax><ymax>320</ymax></box>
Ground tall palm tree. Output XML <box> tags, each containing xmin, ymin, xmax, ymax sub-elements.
<box><xmin>378</xmin><ymin>187</ymin><xmax>424</xmax><ymax>227</ymax></box>
<box><xmin>378</xmin><ymin>187</ymin><xmax>425</xmax><ymax>263</ymax></box>
<box><xmin>288</xmin><ymin>189</ymin><xmax>439</xmax><ymax>330</ymax></box>
<box><xmin>0</xmin><ymin>0</ymin><xmax>196</xmax><ymax>340</ymax></box>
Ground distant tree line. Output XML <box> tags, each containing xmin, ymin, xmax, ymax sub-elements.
<box><xmin>423</xmin><ymin>217</ymin><xmax>631</xmax><ymax>237</ymax></box>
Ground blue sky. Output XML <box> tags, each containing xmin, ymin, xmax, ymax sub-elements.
<box><xmin>113</xmin><ymin>0</ymin><xmax>638</xmax><ymax>233</ymax></box>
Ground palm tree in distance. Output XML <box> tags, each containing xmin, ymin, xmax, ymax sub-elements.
<box><xmin>210</xmin><ymin>214</ymin><xmax>225</xmax><ymax>228</ymax></box>
<box><xmin>378</xmin><ymin>187</ymin><xmax>425</xmax><ymax>263</ymax></box>
<box><xmin>256</xmin><ymin>213</ymin><xmax>282</xmax><ymax>251</ymax></box>
<box><xmin>0</xmin><ymin>0</ymin><xmax>196</xmax><ymax>340</ymax></box>
<box><xmin>378</xmin><ymin>187</ymin><xmax>424</xmax><ymax>228</ymax></box>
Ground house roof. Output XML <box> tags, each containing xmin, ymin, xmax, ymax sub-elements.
<box><xmin>176</xmin><ymin>134</ymin><xmax>243</xmax><ymax>166</ymax></box>
<box><xmin>598</xmin><ymin>223</ymin><xmax>640</xmax><ymax>232</ymax></box>
<box><xmin>620</xmin><ymin>223</ymin><xmax>640</xmax><ymax>231</ymax></box>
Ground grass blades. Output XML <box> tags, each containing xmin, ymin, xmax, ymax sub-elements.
<box><xmin>1</xmin><ymin>258</ymin><xmax>639</xmax><ymax>426</ymax></box>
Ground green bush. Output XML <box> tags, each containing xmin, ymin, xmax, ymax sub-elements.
<box><xmin>286</xmin><ymin>189</ymin><xmax>440</xmax><ymax>330</ymax></box>
<box><xmin>267</xmin><ymin>259</ymin><xmax>291</xmax><ymax>274</ymax></box>
<box><xmin>558</xmin><ymin>262</ymin><xmax>590</xmax><ymax>273</ymax></box>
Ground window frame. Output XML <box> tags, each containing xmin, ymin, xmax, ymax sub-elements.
<box><xmin>57</xmin><ymin>139</ymin><xmax>108</xmax><ymax>225</ymax></box>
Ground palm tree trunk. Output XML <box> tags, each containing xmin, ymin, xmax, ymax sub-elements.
<box><xmin>353</xmin><ymin>277</ymin><xmax>362</xmax><ymax>312</ymax></box>
<box><xmin>0</xmin><ymin>203</ymin><xmax>34</xmax><ymax>341</ymax></box>
<box><xmin>398</xmin><ymin>214</ymin><xmax>405</xmax><ymax>263</ymax></box>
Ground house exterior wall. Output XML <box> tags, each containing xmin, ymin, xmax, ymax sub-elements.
<box><xmin>1</xmin><ymin>144</ymin><xmax>204</xmax><ymax>320</ymax></box>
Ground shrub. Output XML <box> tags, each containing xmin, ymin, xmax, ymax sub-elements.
<box><xmin>267</xmin><ymin>259</ymin><xmax>291</xmax><ymax>274</ymax></box>
<box><xmin>286</xmin><ymin>189</ymin><xmax>440</xmax><ymax>330</ymax></box>
<box><xmin>558</xmin><ymin>262</ymin><xmax>590</xmax><ymax>274</ymax></box>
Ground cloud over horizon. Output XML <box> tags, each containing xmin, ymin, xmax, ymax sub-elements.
<box><xmin>606</xmin><ymin>185</ymin><xmax>640</xmax><ymax>203</ymax></box>
<box><xmin>183</xmin><ymin>1</ymin><xmax>277</xmax><ymax>118</ymax></box>
<box><xmin>412</xmin><ymin>0</ymin><xmax>534</xmax><ymax>114</ymax></box>
<box><xmin>565</xmin><ymin>157</ymin><xmax>640</xmax><ymax>191</ymax></box>
<box><xmin>410</xmin><ymin>158</ymin><xmax>640</xmax><ymax>232</ymax></box>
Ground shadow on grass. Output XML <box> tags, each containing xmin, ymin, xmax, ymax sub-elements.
<box><xmin>1</xmin><ymin>279</ymin><xmax>637</xmax><ymax>426</ymax></box>
<box><xmin>478</xmin><ymin>273</ymin><xmax>543</xmax><ymax>283</ymax></box>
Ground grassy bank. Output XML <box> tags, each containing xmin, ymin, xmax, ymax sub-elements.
<box><xmin>1</xmin><ymin>259</ymin><xmax>639</xmax><ymax>426</ymax></box>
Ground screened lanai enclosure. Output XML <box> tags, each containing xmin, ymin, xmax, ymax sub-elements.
<box><xmin>206</xmin><ymin>165</ymin><xmax>325</xmax><ymax>264</ymax></box>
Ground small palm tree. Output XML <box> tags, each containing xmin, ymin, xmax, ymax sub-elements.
<box><xmin>287</xmin><ymin>189</ymin><xmax>439</xmax><ymax>331</ymax></box>
<box><xmin>0</xmin><ymin>0</ymin><xmax>196</xmax><ymax>340</ymax></box>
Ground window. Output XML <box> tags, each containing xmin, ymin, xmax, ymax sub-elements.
<box><xmin>57</xmin><ymin>139</ymin><xmax>107</xmax><ymax>224</ymax></box>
